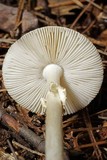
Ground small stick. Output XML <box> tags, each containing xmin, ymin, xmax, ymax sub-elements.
<box><xmin>85</xmin><ymin>0</ymin><xmax>102</xmax><ymax>10</ymax></box>
<box><xmin>0</xmin><ymin>39</ymin><xmax>16</xmax><ymax>44</ymax></box>
<box><xmin>83</xmin><ymin>109</ymin><xmax>103</xmax><ymax>160</ymax></box>
<box><xmin>13</xmin><ymin>0</ymin><xmax>25</xmax><ymax>37</ymax></box>
<box><xmin>70</xmin><ymin>0</ymin><xmax>94</xmax><ymax>28</ymax></box>
<box><xmin>79</xmin><ymin>140</ymin><xmax>107</xmax><ymax>149</ymax></box>
<box><xmin>91</xmin><ymin>109</ymin><xmax>107</xmax><ymax>117</ymax></box>
<box><xmin>88</xmin><ymin>37</ymin><xmax>107</xmax><ymax>47</ymax></box>
<box><xmin>12</xmin><ymin>140</ymin><xmax>44</xmax><ymax>156</ymax></box>
<box><xmin>65</xmin><ymin>126</ymin><xmax>107</xmax><ymax>132</ymax></box>
<box><xmin>98</xmin><ymin>49</ymin><xmax>107</xmax><ymax>56</ymax></box>
<box><xmin>7</xmin><ymin>139</ymin><xmax>18</xmax><ymax>160</ymax></box>
<box><xmin>33</xmin><ymin>12</ymin><xmax>57</xmax><ymax>26</ymax></box>
<box><xmin>63</xmin><ymin>115</ymin><xmax>78</xmax><ymax>128</ymax></box>
<box><xmin>15</xmin><ymin>0</ymin><xmax>25</xmax><ymax>27</ymax></box>
<box><xmin>0</xmin><ymin>89</ymin><xmax>7</xmax><ymax>92</ymax></box>
<box><xmin>82</xmin><ymin>19</ymin><xmax>96</xmax><ymax>34</ymax></box>
<box><xmin>70</xmin><ymin>0</ymin><xmax>83</xmax><ymax>7</ymax></box>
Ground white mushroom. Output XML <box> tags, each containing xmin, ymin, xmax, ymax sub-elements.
<box><xmin>2</xmin><ymin>26</ymin><xmax>103</xmax><ymax>160</ymax></box>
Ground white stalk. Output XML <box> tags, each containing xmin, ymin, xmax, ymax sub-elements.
<box><xmin>43</xmin><ymin>64</ymin><xmax>64</xmax><ymax>160</ymax></box>
<box><xmin>46</xmin><ymin>91</ymin><xmax>63</xmax><ymax>160</ymax></box>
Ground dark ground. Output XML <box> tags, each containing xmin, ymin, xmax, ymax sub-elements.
<box><xmin>0</xmin><ymin>0</ymin><xmax>107</xmax><ymax>160</ymax></box>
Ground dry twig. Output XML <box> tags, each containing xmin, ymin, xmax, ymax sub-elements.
<box><xmin>70</xmin><ymin>0</ymin><xmax>94</xmax><ymax>28</ymax></box>
<box><xmin>7</xmin><ymin>139</ymin><xmax>18</xmax><ymax>160</ymax></box>
<box><xmin>13</xmin><ymin>0</ymin><xmax>25</xmax><ymax>37</ymax></box>
<box><xmin>83</xmin><ymin>109</ymin><xmax>103</xmax><ymax>160</ymax></box>
<box><xmin>12</xmin><ymin>140</ymin><xmax>45</xmax><ymax>156</ymax></box>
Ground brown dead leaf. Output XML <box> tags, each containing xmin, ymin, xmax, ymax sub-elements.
<box><xmin>71</xmin><ymin>0</ymin><xmax>83</xmax><ymax>8</ymax></box>
<box><xmin>48</xmin><ymin>0</ymin><xmax>81</xmax><ymax>16</ymax></box>
<box><xmin>51</xmin><ymin>5</ymin><xmax>80</xmax><ymax>16</ymax></box>
<box><xmin>99</xmin><ymin>29</ymin><xmax>107</xmax><ymax>40</ymax></box>
<box><xmin>0</xmin><ymin>3</ymin><xmax>38</xmax><ymax>34</ymax></box>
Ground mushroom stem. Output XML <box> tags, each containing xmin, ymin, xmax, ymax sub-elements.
<box><xmin>46</xmin><ymin>91</ymin><xmax>64</xmax><ymax>160</ymax></box>
<box><xmin>43</xmin><ymin>64</ymin><xmax>65</xmax><ymax>159</ymax></box>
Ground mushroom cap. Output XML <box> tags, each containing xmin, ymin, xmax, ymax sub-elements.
<box><xmin>2</xmin><ymin>26</ymin><xmax>103</xmax><ymax>115</ymax></box>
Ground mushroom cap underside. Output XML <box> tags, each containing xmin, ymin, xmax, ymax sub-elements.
<box><xmin>2</xmin><ymin>26</ymin><xmax>103</xmax><ymax>115</ymax></box>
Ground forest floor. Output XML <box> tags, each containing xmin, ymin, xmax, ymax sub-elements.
<box><xmin>0</xmin><ymin>0</ymin><xmax>107</xmax><ymax>160</ymax></box>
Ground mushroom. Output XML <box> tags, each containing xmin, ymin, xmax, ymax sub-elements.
<box><xmin>2</xmin><ymin>26</ymin><xmax>103</xmax><ymax>160</ymax></box>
